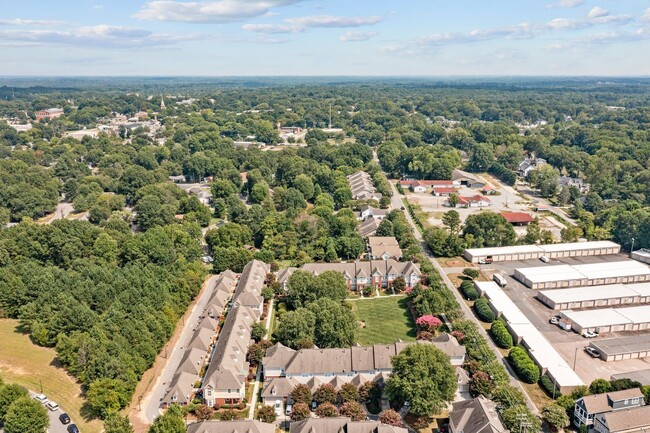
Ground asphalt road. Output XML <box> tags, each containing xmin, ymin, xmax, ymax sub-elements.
<box><xmin>387</xmin><ymin>180</ymin><xmax>540</xmax><ymax>415</ymax></box>
<box><xmin>141</xmin><ymin>274</ymin><xmax>231</xmax><ymax>423</ymax></box>
<box><xmin>27</xmin><ymin>390</ymin><xmax>74</xmax><ymax>433</ymax></box>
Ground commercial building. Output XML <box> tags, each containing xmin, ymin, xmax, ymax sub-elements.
<box><xmin>560</xmin><ymin>305</ymin><xmax>650</xmax><ymax>334</ymax></box>
<box><xmin>474</xmin><ymin>281</ymin><xmax>584</xmax><ymax>393</ymax></box>
<box><xmin>515</xmin><ymin>260</ymin><xmax>650</xmax><ymax>290</ymax></box>
<box><xmin>537</xmin><ymin>282</ymin><xmax>650</xmax><ymax>310</ymax></box>
<box><xmin>501</xmin><ymin>211</ymin><xmax>534</xmax><ymax>225</ymax></box>
<box><xmin>34</xmin><ymin>108</ymin><xmax>64</xmax><ymax>121</ymax></box>
<box><xmin>633</xmin><ymin>249</ymin><xmax>650</xmax><ymax>265</ymax></box>
<box><xmin>464</xmin><ymin>241</ymin><xmax>621</xmax><ymax>264</ymax></box>
<box><xmin>611</xmin><ymin>369</ymin><xmax>650</xmax><ymax>386</ymax></box>
<box><xmin>589</xmin><ymin>335</ymin><xmax>650</xmax><ymax>362</ymax></box>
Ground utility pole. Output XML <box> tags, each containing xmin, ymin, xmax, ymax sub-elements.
<box><xmin>573</xmin><ymin>346</ymin><xmax>578</xmax><ymax>370</ymax></box>
<box><xmin>631</xmin><ymin>237</ymin><xmax>635</xmax><ymax>258</ymax></box>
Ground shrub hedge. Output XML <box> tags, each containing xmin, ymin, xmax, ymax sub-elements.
<box><xmin>508</xmin><ymin>346</ymin><xmax>540</xmax><ymax>384</ymax></box>
<box><xmin>490</xmin><ymin>320</ymin><xmax>513</xmax><ymax>349</ymax></box>
<box><xmin>460</xmin><ymin>280</ymin><xmax>479</xmax><ymax>301</ymax></box>
<box><xmin>474</xmin><ymin>298</ymin><xmax>495</xmax><ymax>323</ymax></box>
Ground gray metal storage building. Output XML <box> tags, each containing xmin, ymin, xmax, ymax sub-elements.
<box><xmin>560</xmin><ymin>305</ymin><xmax>650</xmax><ymax>334</ymax></box>
<box><xmin>590</xmin><ymin>335</ymin><xmax>650</xmax><ymax>362</ymax></box>
<box><xmin>537</xmin><ymin>282</ymin><xmax>650</xmax><ymax>310</ymax></box>
<box><xmin>633</xmin><ymin>249</ymin><xmax>650</xmax><ymax>265</ymax></box>
<box><xmin>514</xmin><ymin>260</ymin><xmax>650</xmax><ymax>290</ymax></box>
<box><xmin>464</xmin><ymin>241</ymin><xmax>620</xmax><ymax>263</ymax></box>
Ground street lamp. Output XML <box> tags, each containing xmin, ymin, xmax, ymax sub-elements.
<box><xmin>631</xmin><ymin>237</ymin><xmax>636</xmax><ymax>258</ymax></box>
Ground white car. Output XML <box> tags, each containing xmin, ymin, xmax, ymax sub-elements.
<box><xmin>540</xmin><ymin>256</ymin><xmax>550</xmax><ymax>263</ymax></box>
<box><xmin>46</xmin><ymin>401</ymin><xmax>59</xmax><ymax>411</ymax></box>
<box><xmin>34</xmin><ymin>394</ymin><xmax>48</xmax><ymax>404</ymax></box>
<box><xmin>582</xmin><ymin>331</ymin><xmax>599</xmax><ymax>338</ymax></box>
<box><xmin>285</xmin><ymin>404</ymin><xmax>293</xmax><ymax>416</ymax></box>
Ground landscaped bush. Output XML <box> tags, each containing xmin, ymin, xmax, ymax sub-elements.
<box><xmin>489</xmin><ymin>320</ymin><xmax>513</xmax><ymax>349</ymax></box>
<box><xmin>540</xmin><ymin>374</ymin><xmax>561</xmax><ymax>398</ymax></box>
<box><xmin>474</xmin><ymin>298</ymin><xmax>495</xmax><ymax>323</ymax></box>
<box><xmin>462</xmin><ymin>268</ymin><xmax>480</xmax><ymax>279</ymax></box>
<box><xmin>508</xmin><ymin>346</ymin><xmax>540</xmax><ymax>384</ymax></box>
<box><xmin>460</xmin><ymin>280</ymin><xmax>479</xmax><ymax>300</ymax></box>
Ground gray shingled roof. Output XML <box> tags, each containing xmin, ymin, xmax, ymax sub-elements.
<box><xmin>599</xmin><ymin>405</ymin><xmax>650</xmax><ymax>432</ymax></box>
<box><xmin>450</xmin><ymin>396</ymin><xmax>508</xmax><ymax>433</ymax></box>
<box><xmin>188</xmin><ymin>420</ymin><xmax>276</xmax><ymax>433</ymax></box>
<box><xmin>290</xmin><ymin>418</ymin><xmax>407</xmax><ymax>433</ymax></box>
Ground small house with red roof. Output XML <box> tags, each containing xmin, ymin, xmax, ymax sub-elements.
<box><xmin>400</xmin><ymin>179</ymin><xmax>455</xmax><ymax>193</ymax></box>
<box><xmin>450</xmin><ymin>195</ymin><xmax>491</xmax><ymax>208</ymax></box>
<box><xmin>501</xmin><ymin>211</ymin><xmax>534</xmax><ymax>226</ymax></box>
<box><xmin>481</xmin><ymin>185</ymin><xmax>496</xmax><ymax>195</ymax></box>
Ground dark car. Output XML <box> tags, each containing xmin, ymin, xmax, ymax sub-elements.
<box><xmin>59</xmin><ymin>413</ymin><xmax>71</xmax><ymax>424</ymax></box>
<box><xmin>67</xmin><ymin>424</ymin><xmax>79</xmax><ymax>433</ymax></box>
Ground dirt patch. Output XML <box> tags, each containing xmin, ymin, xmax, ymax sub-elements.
<box><xmin>358</xmin><ymin>321</ymin><xmax>366</xmax><ymax>328</ymax></box>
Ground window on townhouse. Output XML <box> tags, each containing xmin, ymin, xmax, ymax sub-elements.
<box><xmin>632</xmin><ymin>398</ymin><xmax>639</xmax><ymax>404</ymax></box>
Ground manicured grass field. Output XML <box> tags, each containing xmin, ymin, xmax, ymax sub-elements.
<box><xmin>0</xmin><ymin>319</ymin><xmax>103</xmax><ymax>433</ymax></box>
<box><xmin>351</xmin><ymin>296</ymin><xmax>417</xmax><ymax>345</ymax></box>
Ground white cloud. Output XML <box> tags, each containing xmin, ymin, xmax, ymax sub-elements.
<box><xmin>588</xmin><ymin>7</ymin><xmax>609</xmax><ymax>19</ymax></box>
<box><xmin>134</xmin><ymin>0</ymin><xmax>304</xmax><ymax>23</ymax></box>
<box><xmin>340</xmin><ymin>31</ymin><xmax>377</xmax><ymax>42</ymax></box>
<box><xmin>549</xmin><ymin>0</ymin><xmax>584</xmax><ymax>8</ymax></box>
<box><xmin>382</xmin><ymin>8</ymin><xmax>636</xmax><ymax>54</ymax></box>
<box><xmin>578</xmin><ymin>28</ymin><xmax>650</xmax><ymax>44</ymax></box>
<box><xmin>243</xmin><ymin>14</ymin><xmax>382</xmax><ymax>34</ymax></box>
<box><xmin>0</xmin><ymin>25</ymin><xmax>204</xmax><ymax>48</ymax></box>
<box><xmin>0</xmin><ymin>18</ymin><xmax>64</xmax><ymax>26</ymax></box>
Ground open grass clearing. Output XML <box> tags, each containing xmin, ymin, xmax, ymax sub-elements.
<box><xmin>0</xmin><ymin>319</ymin><xmax>103</xmax><ymax>433</ymax></box>
<box><xmin>350</xmin><ymin>296</ymin><xmax>416</xmax><ymax>345</ymax></box>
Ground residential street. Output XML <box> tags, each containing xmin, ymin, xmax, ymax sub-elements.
<box><xmin>388</xmin><ymin>181</ymin><xmax>540</xmax><ymax>415</ymax></box>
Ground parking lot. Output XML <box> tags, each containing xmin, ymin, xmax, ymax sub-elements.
<box><xmin>405</xmin><ymin>180</ymin><xmax>564</xmax><ymax>239</ymax></box>
<box><xmin>456</xmin><ymin>253</ymin><xmax>650</xmax><ymax>385</ymax></box>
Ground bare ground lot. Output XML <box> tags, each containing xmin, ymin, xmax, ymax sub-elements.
<box><xmin>461</xmin><ymin>254</ymin><xmax>650</xmax><ymax>385</ymax></box>
<box><xmin>405</xmin><ymin>177</ymin><xmax>564</xmax><ymax>239</ymax></box>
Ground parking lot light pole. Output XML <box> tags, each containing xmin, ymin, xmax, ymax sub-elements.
<box><xmin>573</xmin><ymin>347</ymin><xmax>578</xmax><ymax>370</ymax></box>
<box><xmin>630</xmin><ymin>238</ymin><xmax>635</xmax><ymax>258</ymax></box>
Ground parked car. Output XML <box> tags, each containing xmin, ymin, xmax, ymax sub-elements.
<box><xmin>585</xmin><ymin>347</ymin><xmax>600</xmax><ymax>358</ymax></box>
<box><xmin>46</xmin><ymin>401</ymin><xmax>59</xmax><ymax>411</ymax></box>
<box><xmin>479</xmin><ymin>257</ymin><xmax>494</xmax><ymax>264</ymax></box>
<box><xmin>311</xmin><ymin>401</ymin><xmax>317</xmax><ymax>410</ymax></box>
<box><xmin>285</xmin><ymin>404</ymin><xmax>293</xmax><ymax>416</ymax></box>
<box><xmin>540</xmin><ymin>256</ymin><xmax>550</xmax><ymax>263</ymax></box>
<box><xmin>59</xmin><ymin>413</ymin><xmax>71</xmax><ymax>424</ymax></box>
<box><xmin>34</xmin><ymin>393</ymin><xmax>48</xmax><ymax>404</ymax></box>
<box><xmin>67</xmin><ymin>424</ymin><xmax>80</xmax><ymax>433</ymax></box>
<box><xmin>583</xmin><ymin>330</ymin><xmax>599</xmax><ymax>338</ymax></box>
<box><xmin>549</xmin><ymin>316</ymin><xmax>560</xmax><ymax>325</ymax></box>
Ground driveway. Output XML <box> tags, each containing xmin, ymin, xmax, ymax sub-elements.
<box><xmin>140</xmin><ymin>274</ymin><xmax>234</xmax><ymax>423</ymax></box>
<box><xmin>27</xmin><ymin>390</ymin><xmax>73</xmax><ymax>433</ymax></box>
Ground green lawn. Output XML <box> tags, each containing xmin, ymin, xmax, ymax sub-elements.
<box><xmin>0</xmin><ymin>319</ymin><xmax>103</xmax><ymax>433</ymax></box>
<box><xmin>351</xmin><ymin>296</ymin><xmax>417</xmax><ymax>345</ymax></box>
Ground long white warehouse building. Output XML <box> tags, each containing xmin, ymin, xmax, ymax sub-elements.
<box><xmin>464</xmin><ymin>241</ymin><xmax>620</xmax><ymax>263</ymax></box>
<box><xmin>537</xmin><ymin>282</ymin><xmax>650</xmax><ymax>310</ymax></box>
<box><xmin>514</xmin><ymin>260</ymin><xmax>650</xmax><ymax>289</ymax></box>
<box><xmin>560</xmin><ymin>305</ymin><xmax>650</xmax><ymax>334</ymax></box>
<box><xmin>474</xmin><ymin>281</ymin><xmax>584</xmax><ymax>393</ymax></box>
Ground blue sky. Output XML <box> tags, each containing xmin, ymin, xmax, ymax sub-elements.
<box><xmin>1</xmin><ymin>0</ymin><xmax>649</xmax><ymax>76</ymax></box>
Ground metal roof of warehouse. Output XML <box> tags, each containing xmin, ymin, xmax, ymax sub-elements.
<box><xmin>517</xmin><ymin>260</ymin><xmax>650</xmax><ymax>284</ymax></box>
<box><xmin>477</xmin><ymin>281</ymin><xmax>584</xmax><ymax>387</ymax></box>
<box><xmin>592</xmin><ymin>334</ymin><xmax>650</xmax><ymax>356</ymax></box>
<box><xmin>538</xmin><ymin>282</ymin><xmax>650</xmax><ymax>304</ymax></box>
<box><xmin>465</xmin><ymin>241</ymin><xmax>620</xmax><ymax>257</ymax></box>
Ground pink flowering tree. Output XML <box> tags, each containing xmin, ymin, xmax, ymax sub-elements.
<box><xmin>415</xmin><ymin>315</ymin><xmax>442</xmax><ymax>333</ymax></box>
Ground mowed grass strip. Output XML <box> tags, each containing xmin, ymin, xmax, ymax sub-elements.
<box><xmin>0</xmin><ymin>319</ymin><xmax>103</xmax><ymax>433</ymax></box>
<box><xmin>351</xmin><ymin>296</ymin><xmax>417</xmax><ymax>345</ymax></box>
